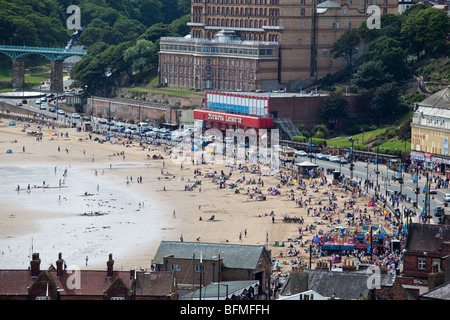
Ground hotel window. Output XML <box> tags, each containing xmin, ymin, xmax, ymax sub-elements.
<box><xmin>300</xmin><ymin>9</ymin><xmax>305</xmax><ymax>16</ymax></box>
<box><xmin>418</xmin><ymin>258</ymin><xmax>426</xmax><ymax>271</ymax></box>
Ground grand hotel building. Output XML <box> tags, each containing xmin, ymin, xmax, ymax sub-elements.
<box><xmin>158</xmin><ymin>0</ymin><xmax>398</xmax><ymax>91</ymax></box>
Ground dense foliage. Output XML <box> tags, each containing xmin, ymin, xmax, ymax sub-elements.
<box><xmin>0</xmin><ymin>0</ymin><xmax>190</xmax><ymax>90</ymax></box>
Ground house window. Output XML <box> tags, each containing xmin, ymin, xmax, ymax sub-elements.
<box><xmin>323</xmin><ymin>49</ymin><xmax>328</xmax><ymax>56</ymax></box>
<box><xmin>195</xmin><ymin>265</ymin><xmax>205</xmax><ymax>272</ymax></box>
<box><xmin>418</xmin><ymin>258</ymin><xmax>426</xmax><ymax>270</ymax></box>
<box><xmin>171</xmin><ymin>264</ymin><xmax>181</xmax><ymax>271</ymax></box>
<box><xmin>432</xmin><ymin>259</ymin><xmax>441</xmax><ymax>271</ymax></box>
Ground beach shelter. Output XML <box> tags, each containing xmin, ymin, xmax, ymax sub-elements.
<box><xmin>368</xmin><ymin>201</ymin><xmax>376</xmax><ymax>206</ymax></box>
<box><xmin>295</xmin><ymin>161</ymin><xmax>319</xmax><ymax>175</ymax></box>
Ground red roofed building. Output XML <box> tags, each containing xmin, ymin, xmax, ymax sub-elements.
<box><xmin>0</xmin><ymin>252</ymin><xmax>178</xmax><ymax>300</ymax></box>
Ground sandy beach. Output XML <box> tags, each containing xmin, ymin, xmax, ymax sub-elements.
<box><xmin>0</xmin><ymin>116</ymin><xmax>398</xmax><ymax>276</ymax></box>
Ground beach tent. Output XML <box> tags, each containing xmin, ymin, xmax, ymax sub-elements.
<box><xmin>375</xmin><ymin>225</ymin><xmax>395</xmax><ymax>237</ymax></box>
<box><xmin>295</xmin><ymin>161</ymin><xmax>319</xmax><ymax>175</ymax></box>
<box><xmin>368</xmin><ymin>201</ymin><xmax>376</xmax><ymax>206</ymax></box>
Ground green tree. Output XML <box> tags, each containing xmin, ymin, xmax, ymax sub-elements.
<box><xmin>370</xmin><ymin>82</ymin><xmax>401</xmax><ymax>124</ymax></box>
<box><xmin>362</xmin><ymin>36</ymin><xmax>409</xmax><ymax>81</ymax></box>
<box><xmin>358</xmin><ymin>14</ymin><xmax>402</xmax><ymax>44</ymax></box>
<box><xmin>123</xmin><ymin>39</ymin><xmax>157</xmax><ymax>75</ymax></box>
<box><xmin>320</xmin><ymin>92</ymin><xmax>349</xmax><ymax>127</ymax></box>
<box><xmin>401</xmin><ymin>7</ymin><xmax>450</xmax><ymax>57</ymax></box>
<box><xmin>11</xmin><ymin>18</ymin><xmax>39</xmax><ymax>46</ymax></box>
<box><xmin>311</xmin><ymin>124</ymin><xmax>330</xmax><ymax>139</ymax></box>
<box><xmin>352</xmin><ymin>60</ymin><xmax>394</xmax><ymax>90</ymax></box>
<box><xmin>332</xmin><ymin>29</ymin><xmax>360</xmax><ymax>74</ymax></box>
<box><xmin>139</xmin><ymin>23</ymin><xmax>176</xmax><ymax>42</ymax></box>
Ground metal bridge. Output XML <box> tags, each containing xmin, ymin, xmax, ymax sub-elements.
<box><xmin>0</xmin><ymin>45</ymin><xmax>87</xmax><ymax>91</ymax></box>
<box><xmin>0</xmin><ymin>45</ymin><xmax>86</xmax><ymax>61</ymax></box>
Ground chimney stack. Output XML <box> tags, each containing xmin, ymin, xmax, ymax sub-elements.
<box><xmin>56</xmin><ymin>252</ymin><xmax>64</xmax><ymax>277</ymax></box>
<box><xmin>30</xmin><ymin>253</ymin><xmax>41</xmax><ymax>277</ymax></box>
<box><xmin>107</xmin><ymin>253</ymin><xmax>114</xmax><ymax>278</ymax></box>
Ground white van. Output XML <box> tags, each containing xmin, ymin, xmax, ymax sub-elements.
<box><xmin>138</xmin><ymin>122</ymin><xmax>149</xmax><ymax>131</ymax></box>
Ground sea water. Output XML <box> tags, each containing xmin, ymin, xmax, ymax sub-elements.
<box><xmin>0</xmin><ymin>164</ymin><xmax>163</xmax><ymax>270</ymax></box>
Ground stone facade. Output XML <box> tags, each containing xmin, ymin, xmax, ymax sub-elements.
<box><xmin>50</xmin><ymin>60</ymin><xmax>64</xmax><ymax>92</ymax></box>
<box><xmin>11</xmin><ymin>59</ymin><xmax>25</xmax><ymax>88</ymax></box>
<box><xmin>158</xmin><ymin>0</ymin><xmax>398</xmax><ymax>90</ymax></box>
<box><xmin>86</xmin><ymin>96</ymin><xmax>179</xmax><ymax>126</ymax></box>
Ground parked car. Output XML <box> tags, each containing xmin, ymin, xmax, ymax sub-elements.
<box><xmin>340</xmin><ymin>158</ymin><xmax>348</xmax><ymax>164</ymax></box>
<box><xmin>295</xmin><ymin>150</ymin><xmax>307</xmax><ymax>157</ymax></box>
<box><xmin>49</xmin><ymin>107</ymin><xmax>56</xmax><ymax>113</ymax></box>
<box><xmin>57</xmin><ymin>109</ymin><xmax>65</xmax><ymax>115</ymax></box>
<box><xmin>71</xmin><ymin>113</ymin><xmax>80</xmax><ymax>119</ymax></box>
<box><xmin>434</xmin><ymin>206</ymin><xmax>445</xmax><ymax>217</ymax></box>
<box><xmin>329</xmin><ymin>156</ymin><xmax>340</xmax><ymax>163</ymax></box>
<box><xmin>444</xmin><ymin>194</ymin><xmax>450</xmax><ymax>202</ymax></box>
<box><xmin>39</xmin><ymin>105</ymin><xmax>46</xmax><ymax>110</ymax></box>
<box><xmin>429</xmin><ymin>188</ymin><xmax>437</xmax><ymax>194</ymax></box>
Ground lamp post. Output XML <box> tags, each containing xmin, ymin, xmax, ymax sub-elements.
<box><xmin>217</xmin><ymin>252</ymin><xmax>224</xmax><ymax>300</ymax></box>
<box><xmin>349</xmin><ymin>136</ymin><xmax>354</xmax><ymax>180</ymax></box>
<box><xmin>415</xmin><ymin>167</ymin><xmax>420</xmax><ymax>208</ymax></box>
<box><xmin>375</xmin><ymin>146</ymin><xmax>380</xmax><ymax>196</ymax></box>
<box><xmin>366</xmin><ymin>156</ymin><xmax>369</xmax><ymax>192</ymax></box>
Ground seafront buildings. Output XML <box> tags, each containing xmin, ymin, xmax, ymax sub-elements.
<box><xmin>158</xmin><ymin>0</ymin><xmax>398</xmax><ymax>91</ymax></box>
<box><xmin>411</xmin><ymin>86</ymin><xmax>450</xmax><ymax>177</ymax></box>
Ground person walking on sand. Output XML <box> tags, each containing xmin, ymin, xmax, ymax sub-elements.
<box><xmin>85</xmin><ymin>256</ymin><xmax>88</xmax><ymax>266</ymax></box>
<box><xmin>173</xmin><ymin>210</ymin><xmax>176</xmax><ymax>218</ymax></box>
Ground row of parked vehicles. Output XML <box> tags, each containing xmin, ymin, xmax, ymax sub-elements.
<box><xmin>294</xmin><ymin>149</ymin><xmax>348</xmax><ymax>164</ymax></box>
<box><xmin>96</xmin><ymin>119</ymin><xmax>174</xmax><ymax>139</ymax></box>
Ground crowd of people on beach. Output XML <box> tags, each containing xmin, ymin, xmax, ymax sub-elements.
<box><xmin>3</xmin><ymin>114</ymin><xmax>434</xmax><ymax>300</ymax></box>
